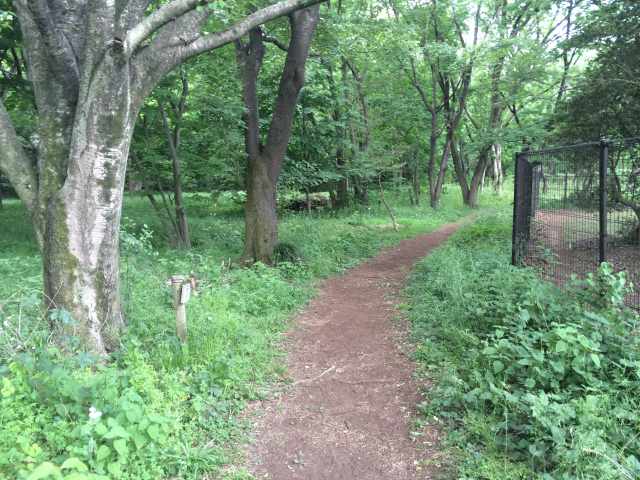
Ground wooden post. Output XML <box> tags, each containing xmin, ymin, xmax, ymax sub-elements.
<box><xmin>170</xmin><ymin>275</ymin><xmax>189</xmax><ymax>343</ymax></box>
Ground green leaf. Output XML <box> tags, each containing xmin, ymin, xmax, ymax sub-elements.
<box><xmin>96</xmin><ymin>445</ymin><xmax>111</xmax><ymax>462</ymax></box>
<box><xmin>27</xmin><ymin>462</ymin><xmax>62</xmax><ymax>480</ymax></box>
<box><xmin>107</xmin><ymin>461</ymin><xmax>122</xmax><ymax>478</ymax></box>
<box><xmin>94</xmin><ymin>422</ymin><xmax>108</xmax><ymax>436</ymax></box>
<box><xmin>492</xmin><ymin>360</ymin><xmax>504</xmax><ymax>373</ymax></box>
<box><xmin>113</xmin><ymin>439</ymin><xmax>129</xmax><ymax>458</ymax></box>
<box><xmin>147</xmin><ymin>413</ymin><xmax>167</xmax><ymax>424</ymax></box>
<box><xmin>132</xmin><ymin>433</ymin><xmax>147</xmax><ymax>450</ymax></box>
<box><xmin>555</xmin><ymin>340</ymin><xmax>567</xmax><ymax>353</ymax></box>
<box><xmin>124</xmin><ymin>404</ymin><xmax>143</xmax><ymax>423</ymax></box>
<box><xmin>103</xmin><ymin>424</ymin><xmax>130</xmax><ymax>440</ymax></box>
<box><xmin>147</xmin><ymin>424</ymin><xmax>161</xmax><ymax>441</ymax></box>
<box><xmin>60</xmin><ymin>458</ymin><xmax>88</xmax><ymax>472</ymax></box>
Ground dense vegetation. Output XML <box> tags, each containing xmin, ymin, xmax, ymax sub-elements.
<box><xmin>1</xmin><ymin>190</ymin><xmax>482</xmax><ymax>479</ymax></box>
<box><xmin>0</xmin><ymin>0</ymin><xmax>638</xmax><ymax>478</ymax></box>
<box><xmin>408</xmin><ymin>209</ymin><xmax>640</xmax><ymax>479</ymax></box>
<box><xmin>2</xmin><ymin>0</ymin><xmax>632</xmax><ymax>353</ymax></box>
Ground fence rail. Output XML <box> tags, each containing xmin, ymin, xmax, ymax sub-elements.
<box><xmin>512</xmin><ymin>138</ymin><xmax>640</xmax><ymax>311</ymax></box>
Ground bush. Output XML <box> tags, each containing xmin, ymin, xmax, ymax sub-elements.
<box><xmin>0</xmin><ymin>347</ymin><xmax>186</xmax><ymax>479</ymax></box>
<box><xmin>408</xmin><ymin>211</ymin><xmax>640</xmax><ymax>479</ymax></box>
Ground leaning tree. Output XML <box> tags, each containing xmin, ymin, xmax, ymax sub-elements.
<box><xmin>0</xmin><ymin>0</ymin><xmax>323</xmax><ymax>354</ymax></box>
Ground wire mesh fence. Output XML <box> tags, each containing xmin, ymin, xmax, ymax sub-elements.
<box><xmin>512</xmin><ymin>138</ymin><xmax>640</xmax><ymax>311</ymax></box>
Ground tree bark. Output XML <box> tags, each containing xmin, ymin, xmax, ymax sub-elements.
<box><xmin>345</xmin><ymin>58</ymin><xmax>370</xmax><ymax>205</ymax></box>
<box><xmin>238</xmin><ymin>6</ymin><xmax>320</xmax><ymax>264</ymax></box>
<box><xmin>492</xmin><ymin>142</ymin><xmax>503</xmax><ymax>193</ymax></box>
<box><xmin>158</xmin><ymin>70</ymin><xmax>191</xmax><ymax>249</ymax></box>
<box><xmin>243</xmin><ymin>155</ymin><xmax>279</xmax><ymax>262</ymax></box>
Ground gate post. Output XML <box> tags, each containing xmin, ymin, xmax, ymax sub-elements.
<box><xmin>599</xmin><ymin>139</ymin><xmax>609</xmax><ymax>264</ymax></box>
<box><xmin>512</xmin><ymin>149</ymin><xmax>532</xmax><ymax>265</ymax></box>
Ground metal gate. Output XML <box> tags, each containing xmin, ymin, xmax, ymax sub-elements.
<box><xmin>512</xmin><ymin>138</ymin><xmax>640</xmax><ymax>310</ymax></box>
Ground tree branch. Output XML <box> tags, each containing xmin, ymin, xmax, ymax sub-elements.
<box><xmin>262</xmin><ymin>5</ymin><xmax>320</xmax><ymax>179</ymax></box>
<box><xmin>134</xmin><ymin>0</ymin><xmax>325</xmax><ymax>101</ymax></box>
<box><xmin>25</xmin><ymin>0</ymin><xmax>80</xmax><ymax>94</ymax></box>
<box><xmin>235</xmin><ymin>28</ymin><xmax>265</xmax><ymax>161</ymax></box>
<box><xmin>128</xmin><ymin>0</ymin><xmax>323</xmax><ymax>60</ymax></box>
<box><xmin>124</xmin><ymin>0</ymin><xmax>206</xmax><ymax>56</ymax></box>
<box><xmin>174</xmin><ymin>0</ymin><xmax>323</xmax><ymax>64</ymax></box>
<box><xmin>0</xmin><ymin>100</ymin><xmax>37</xmax><ymax>212</ymax></box>
<box><xmin>263</xmin><ymin>32</ymin><xmax>289</xmax><ymax>51</ymax></box>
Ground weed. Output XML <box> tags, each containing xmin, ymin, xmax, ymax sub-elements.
<box><xmin>407</xmin><ymin>208</ymin><xmax>640</xmax><ymax>479</ymax></box>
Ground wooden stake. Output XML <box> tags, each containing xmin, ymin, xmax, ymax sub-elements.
<box><xmin>170</xmin><ymin>275</ymin><xmax>188</xmax><ymax>343</ymax></box>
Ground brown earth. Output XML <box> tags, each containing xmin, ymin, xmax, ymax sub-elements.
<box><xmin>246</xmin><ymin>222</ymin><xmax>465</xmax><ymax>480</ymax></box>
<box><xmin>527</xmin><ymin>210</ymin><xmax>640</xmax><ymax>310</ymax></box>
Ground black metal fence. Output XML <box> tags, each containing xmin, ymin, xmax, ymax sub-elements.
<box><xmin>512</xmin><ymin>138</ymin><xmax>640</xmax><ymax>311</ymax></box>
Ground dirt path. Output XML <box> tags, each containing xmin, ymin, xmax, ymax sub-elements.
<box><xmin>247</xmin><ymin>222</ymin><xmax>464</xmax><ymax>480</ymax></box>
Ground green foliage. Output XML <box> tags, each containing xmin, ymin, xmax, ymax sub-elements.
<box><xmin>272</xmin><ymin>242</ymin><xmax>302</xmax><ymax>265</ymax></box>
<box><xmin>555</xmin><ymin>0</ymin><xmax>640</xmax><ymax>140</ymax></box>
<box><xmin>408</xmin><ymin>209</ymin><xmax>640</xmax><ymax>479</ymax></box>
<box><xmin>0</xmin><ymin>188</ymin><xmax>479</xmax><ymax>479</ymax></box>
<box><xmin>1</xmin><ymin>347</ymin><xmax>182</xmax><ymax>479</ymax></box>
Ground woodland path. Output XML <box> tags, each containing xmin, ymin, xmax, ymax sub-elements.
<box><xmin>246</xmin><ymin>221</ymin><xmax>465</xmax><ymax>480</ymax></box>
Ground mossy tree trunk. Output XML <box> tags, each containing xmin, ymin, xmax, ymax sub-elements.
<box><xmin>0</xmin><ymin>0</ymin><xmax>324</xmax><ymax>354</ymax></box>
<box><xmin>236</xmin><ymin>6</ymin><xmax>320</xmax><ymax>264</ymax></box>
<box><xmin>243</xmin><ymin>156</ymin><xmax>279</xmax><ymax>263</ymax></box>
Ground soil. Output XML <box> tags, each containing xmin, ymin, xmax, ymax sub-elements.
<box><xmin>526</xmin><ymin>209</ymin><xmax>639</xmax><ymax>309</ymax></box>
<box><xmin>246</xmin><ymin>221</ymin><xmax>464</xmax><ymax>480</ymax></box>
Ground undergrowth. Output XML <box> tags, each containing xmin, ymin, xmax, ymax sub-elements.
<box><xmin>407</xmin><ymin>209</ymin><xmax>640</xmax><ymax>479</ymax></box>
<box><xmin>0</xmin><ymin>188</ymin><xmax>495</xmax><ymax>479</ymax></box>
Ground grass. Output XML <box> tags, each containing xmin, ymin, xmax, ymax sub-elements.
<box><xmin>0</xmin><ymin>186</ymin><xmax>507</xmax><ymax>479</ymax></box>
<box><xmin>406</xmin><ymin>206</ymin><xmax>640</xmax><ymax>479</ymax></box>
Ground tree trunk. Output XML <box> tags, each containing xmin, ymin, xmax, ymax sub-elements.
<box><xmin>353</xmin><ymin>179</ymin><xmax>369</xmax><ymax>205</ymax></box>
<box><xmin>492</xmin><ymin>142</ymin><xmax>503</xmax><ymax>193</ymax></box>
<box><xmin>333</xmin><ymin>59</ymin><xmax>349</xmax><ymax>209</ymax></box>
<box><xmin>378</xmin><ymin>176</ymin><xmax>398</xmax><ymax>232</ymax></box>
<box><xmin>42</xmin><ymin>107</ymin><xmax>133</xmax><ymax>354</ymax></box>
<box><xmin>243</xmin><ymin>155</ymin><xmax>278</xmax><ymax>263</ymax></box>
<box><xmin>467</xmin><ymin>148</ymin><xmax>492</xmax><ymax>208</ymax></box>
<box><xmin>451</xmin><ymin>134</ymin><xmax>470</xmax><ymax>204</ymax></box>
<box><xmin>335</xmin><ymin>176</ymin><xmax>349</xmax><ymax>208</ymax></box>
<box><xmin>431</xmin><ymin>139</ymin><xmax>450</xmax><ymax>208</ymax></box>
<box><xmin>237</xmin><ymin>6</ymin><xmax>320</xmax><ymax>263</ymax></box>
<box><xmin>412</xmin><ymin>150</ymin><xmax>421</xmax><ymax>206</ymax></box>
<box><xmin>159</xmin><ymin>93</ymin><xmax>191</xmax><ymax>249</ymax></box>
<box><xmin>345</xmin><ymin>58</ymin><xmax>370</xmax><ymax>204</ymax></box>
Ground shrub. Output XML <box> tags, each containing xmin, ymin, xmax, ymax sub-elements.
<box><xmin>409</xmin><ymin>212</ymin><xmax>640</xmax><ymax>479</ymax></box>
